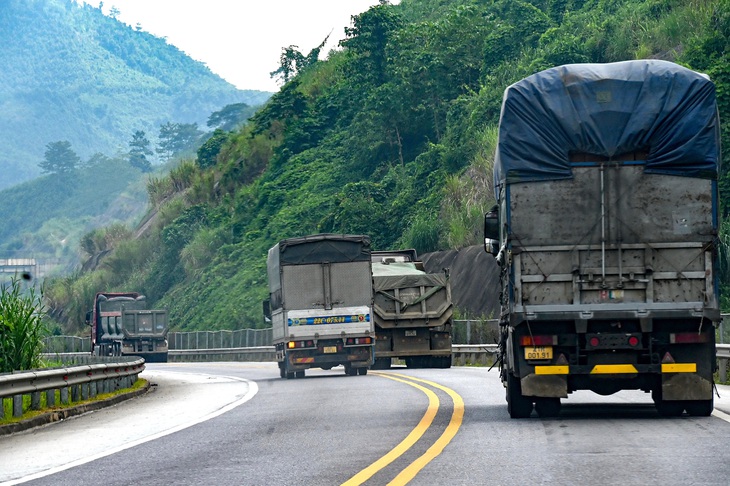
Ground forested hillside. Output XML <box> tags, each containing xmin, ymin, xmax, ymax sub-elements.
<box><xmin>0</xmin><ymin>0</ymin><xmax>270</xmax><ymax>189</ymax></box>
<box><xmin>45</xmin><ymin>0</ymin><xmax>730</xmax><ymax>333</ymax></box>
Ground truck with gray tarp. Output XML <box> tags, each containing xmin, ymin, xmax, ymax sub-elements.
<box><xmin>484</xmin><ymin>60</ymin><xmax>720</xmax><ymax>418</ymax></box>
<box><xmin>87</xmin><ymin>292</ymin><xmax>169</xmax><ymax>362</ymax></box>
<box><xmin>371</xmin><ymin>249</ymin><xmax>453</xmax><ymax>369</ymax></box>
<box><xmin>266</xmin><ymin>234</ymin><xmax>375</xmax><ymax>378</ymax></box>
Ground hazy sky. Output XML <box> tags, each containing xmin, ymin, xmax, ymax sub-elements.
<box><xmin>82</xmin><ymin>1</ymin><xmax>391</xmax><ymax>92</ymax></box>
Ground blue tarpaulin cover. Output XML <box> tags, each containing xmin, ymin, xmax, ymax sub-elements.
<box><xmin>494</xmin><ymin>60</ymin><xmax>720</xmax><ymax>187</ymax></box>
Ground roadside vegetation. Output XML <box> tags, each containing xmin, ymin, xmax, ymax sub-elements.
<box><xmin>39</xmin><ymin>0</ymin><xmax>730</xmax><ymax>335</ymax></box>
<box><xmin>0</xmin><ymin>276</ymin><xmax>47</xmax><ymax>373</ymax></box>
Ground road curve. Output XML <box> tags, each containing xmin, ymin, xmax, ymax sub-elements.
<box><xmin>0</xmin><ymin>366</ymin><xmax>256</xmax><ymax>485</ymax></box>
<box><xmin>3</xmin><ymin>362</ymin><xmax>730</xmax><ymax>485</ymax></box>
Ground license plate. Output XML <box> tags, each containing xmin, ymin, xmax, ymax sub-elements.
<box><xmin>323</xmin><ymin>346</ymin><xmax>337</xmax><ymax>353</ymax></box>
<box><xmin>405</xmin><ymin>330</ymin><xmax>417</xmax><ymax>337</ymax></box>
<box><xmin>524</xmin><ymin>346</ymin><xmax>553</xmax><ymax>360</ymax></box>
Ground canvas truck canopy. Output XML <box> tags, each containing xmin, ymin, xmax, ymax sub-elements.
<box><xmin>267</xmin><ymin>234</ymin><xmax>371</xmax><ymax>290</ymax></box>
<box><xmin>494</xmin><ymin>60</ymin><xmax>720</xmax><ymax>188</ymax></box>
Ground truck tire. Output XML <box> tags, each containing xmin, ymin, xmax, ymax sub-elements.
<box><xmin>357</xmin><ymin>368</ymin><xmax>368</xmax><ymax>376</ymax></box>
<box><xmin>652</xmin><ymin>388</ymin><xmax>684</xmax><ymax>416</ymax></box>
<box><xmin>372</xmin><ymin>358</ymin><xmax>391</xmax><ymax>370</ymax></box>
<box><xmin>433</xmin><ymin>356</ymin><xmax>451</xmax><ymax>369</ymax></box>
<box><xmin>507</xmin><ymin>373</ymin><xmax>533</xmax><ymax>419</ymax></box>
<box><xmin>534</xmin><ymin>397</ymin><xmax>561</xmax><ymax>418</ymax></box>
<box><xmin>684</xmin><ymin>399</ymin><xmax>713</xmax><ymax>417</ymax></box>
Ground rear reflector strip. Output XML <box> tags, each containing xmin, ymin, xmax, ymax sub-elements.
<box><xmin>535</xmin><ymin>365</ymin><xmax>569</xmax><ymax>375</ymax></box>
<box><xmin>670</xmin><ymin>333</ymin><xmax>710</xmax><ymax>344</ymax></box>
<box><xmin>590</xmin><ymin>364</ymin><xmax>638</xmax><ymax>374</ymax></box>
<box><xmin>520</xmin><ymin>335</ymin><xmax>557</xmax><ymax>346</ymax></box>
<box><xmin>661</xmin><ymin>363</ymin><xmax>697</xmax><ymax>373</ymax></box>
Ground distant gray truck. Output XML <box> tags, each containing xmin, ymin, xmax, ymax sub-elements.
<box><xmin>87</xmin><ymin>292</ymin><xmax>169</xmax><ymax>362</ymax></box>
<box><xmin>371</xmin><ymin>249</ymin><xmax>453</xmax><ymax>369</ymax></box>
<box><xmin>485</xmin><ymin>60</ymin><xmax>720</xmax><ymax>418</ymax></box>
<box><xmin>265</xmin><ymin>234</ymin><xmax>375</xmax><ymax>378</ymax></box>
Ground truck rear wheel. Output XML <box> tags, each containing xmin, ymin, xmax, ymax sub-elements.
<box><xmin>372</xmin><ymin>358</ymin><xmax>391</xmax><ymax>370</ymax></box>
<box><xmin>684</xmin><ymin>399</ymin><xmax>713</xmax><ymax>417</ymax></box>
<box><xmin>534</xmin><ymin>397</ymin><xmax>561</xmax><ymax>418</ymax></box>
<box><xmin>507</xmin><ymin>373</ymin><xmax>533</xmax><ymax>419</ymax></box>
<box><xmin>357</xmin><ymin>368</ymin><xmax>368</xmax><ymax>376</ymax></box>
<box><xmin>652</xmin><ymin>388</ymin><xmax>684</xmax><ymax>416</ymax></box>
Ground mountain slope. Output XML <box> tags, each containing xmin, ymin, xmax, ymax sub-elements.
<box><xmin>42</xmin><ymin>0</ymin><xmax>730</xmax><ymax>332</ymax></box>
<box><xmin>0</xmin><ymin>0</ymin><xmax>270</xmax><ymax>189</ymax></box>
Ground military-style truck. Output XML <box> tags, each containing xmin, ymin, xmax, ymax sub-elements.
<box><xmin>371</xmin><ymin>249</ymin><xmax>453</xmax><ymax>369</ymax></box>
<box><xmin>265</xmin><ymin>234</ymin><xmax>375</xmax><ymax>378</ymax></box>
<box><xmin>87</xmin><ymin>292</ymin><xmax>169</xmax><ymax>362</ymax></box>
<box><xmin>484</xmin><ymin>60</ymin><xmax>721</xmax><ymax>418</ymax></box>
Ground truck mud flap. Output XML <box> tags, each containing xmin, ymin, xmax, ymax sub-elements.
<box><xmin>521</xmin><ymin>374</ymin><xmax>568</xmax><ymax>398</ymax></box>
<box><xmin>662</xmin><ymin>372</ymin><xmax>713</xmax><ymax>401</ymax></box>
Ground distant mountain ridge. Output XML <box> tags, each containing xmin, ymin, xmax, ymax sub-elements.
<box><xmin>0</xmin><ymin>0</ymin><xmax>271</xmax><ymax>189</ymax></box>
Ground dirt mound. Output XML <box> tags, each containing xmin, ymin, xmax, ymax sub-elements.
<box><xmin>421</xmin><ymin>245</ymin><xmax>500</xmax><ymax>319</ymax></box>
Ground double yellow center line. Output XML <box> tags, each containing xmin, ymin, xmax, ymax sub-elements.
<box><xmin>342</xmin><ymin>372</ymin><xmax>464</xmax><ymax>486</ymax></box>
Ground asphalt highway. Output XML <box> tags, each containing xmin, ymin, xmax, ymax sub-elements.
<box><xmin>2</xmin><ymin>362</ymin><xmax>730</xmax><ymax>485</ymax></box>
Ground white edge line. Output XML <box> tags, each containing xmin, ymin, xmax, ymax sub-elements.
<box><xmin>2</xmin><ymin>376</ymin><xmax>258</xmax><ymax>486</ymax></box>
<box><xmin>711</xmin><ymin>408</ymin><xmax>730</xmax><ymax>423</ymax></box>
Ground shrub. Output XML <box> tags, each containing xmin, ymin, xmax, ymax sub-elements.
<box><xmin>0</xmin><ymin>277</ymin><xmax>47</xmax><ymax>372</ymax></box>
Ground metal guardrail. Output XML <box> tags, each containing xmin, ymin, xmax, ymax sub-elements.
<box><xmin>717</xmin><ymin>344</ymin><xmax>730</xmax><ymax>381</ymax></box>
<box><xmin>0</xmin><ymin>355</ymin><xmax>145</xmax><ymax>420</ymax></box>
<box><xmin>169</xmin><ymin>346</ymin><xmax>275</xmax><ymax>362</ymax></box>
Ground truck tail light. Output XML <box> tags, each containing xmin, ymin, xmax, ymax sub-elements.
<box><xmin>520</xmin><ymin>335</ymin><xmax>556</xmax><ymax>346</ymax></box>
<box><xmin>287</xmin><ymin>340</ymin><xmax>314</xmax><ymax>349</ymax></box>
<box><xmin>670</xmin><ymin>332</ymin><xmax>709</xmax><ymax>344</ymax></box>
<box><xmin>628</xmin><ymin>336</ymin><xmax>640</xmax><ymax>347</ymax></box>
<box><xmin>346</xmin><ymin>337</ymin><xmax>372</xmax><ymax>345</ymax></box>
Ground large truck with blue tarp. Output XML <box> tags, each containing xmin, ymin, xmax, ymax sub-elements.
<box><xmin>371</xmin><ymin>249</ymin><xmax>453</xmax><ymax>369</ymax></box>
<box><xmin>266</xmin><ymin>234</ymin><xmax>375</xmax><ymax>378</ymax></box>
<box><xmin>484</xmin><ymin>60</ymin><xmax>721</xmax><ymax>418</ymax></box>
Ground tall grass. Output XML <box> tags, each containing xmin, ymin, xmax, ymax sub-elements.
<box><xmin>0</xmin><ymin>277</ymin><xmax>47</xmax><ymax>372</ymax></box>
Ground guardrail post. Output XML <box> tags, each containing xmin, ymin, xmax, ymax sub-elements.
<box><xmin>90</xmin><ymin>381</ymin><xmax>97</xmax><ymax>398</ymax></box>
<box><xmin>71</xmin><ymin>384</ymin><xmax>80</xmax><ymax>402</ymax></box>
<box><xmin>81</xmin><ymin>383</ymin><xmax>89</xmax><ymax>400</ymax></box>
<box><xmin>0</xmin><ymin>397</ymin><xmax>4</xmax><ymax>419</ymax></box>
<box><xmin>719</xmin><ymin>358</ymin><xmax>728</xmax><ymax>382</ymax></box>
<box><xmin>13</xmin><ymin>394</ymin><xmax>23</xmax><ymax>417</ymax></box>
<box><xmin>46</xmin><ymin>389</ymin><xmax>55</xmax><ymax>407</ymax></box>
<box><xmin>60</xmin><ymin>386</ymin><xmax>69</xmax><ymax>405</ymax></box>
<box><xmin>31</xmin><ymin>391</ymin><xmax>41</xmax><ymax>410</ymax></box>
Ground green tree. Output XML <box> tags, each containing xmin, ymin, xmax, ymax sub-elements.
<box><xmin>196</xmin><ymin>129</ymin><xmax>228</xmax><ymax>169</ymax></box>
<box><xmin>207</xmin><ymin>103</ymin><xmax>253</xmax><ymax>131</ymax></box>
<box><xmin>269</xmin><ymin>35</ymin><xmax>329</xmax><ymax>86</ymax></box>
<box><xmin>39</xmin><ymin>141</ymin><xmax>80</xmax><ymax>175</ymax></box>
<box><xmin>340</xmin><ymin>4</ymin><xmax>403</xmax><ymax>86</ymax></box>
<box><xmin>156</xmin><ymin>122</ymin><xmax>204</xmax><ymax>161</ymax></box>
<box><xmin>128</xmin><ymin>130</ymin><xmax>153</xmax><ymax>172</ymax></box>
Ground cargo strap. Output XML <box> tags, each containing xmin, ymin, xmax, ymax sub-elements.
<box><xmin>376</xmin><ymin>285</ymin><xmax>443</xmax><ymax>310</ymax></box>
